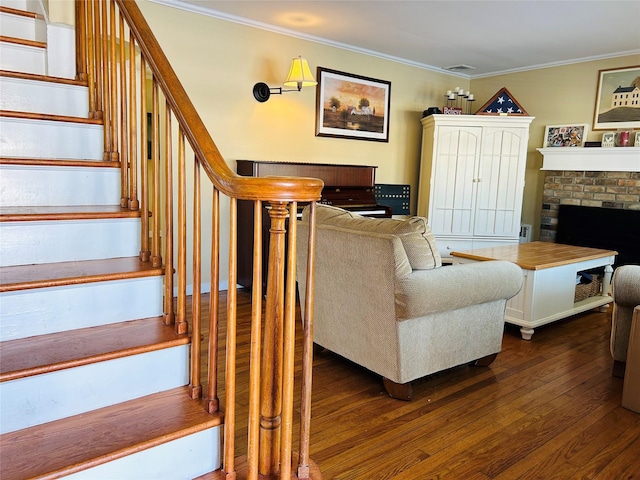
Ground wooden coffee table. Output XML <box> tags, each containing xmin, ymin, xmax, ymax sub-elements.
<box><xmin>451</xmin><ymin>242</ymin><xmax>617</xmax><ymax>340</ymax></box>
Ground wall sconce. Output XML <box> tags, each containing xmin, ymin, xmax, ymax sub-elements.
<box><xmin>252</xmin><ymin>56</ymin><xmax>317</xmax><ymax>102</ymax></box>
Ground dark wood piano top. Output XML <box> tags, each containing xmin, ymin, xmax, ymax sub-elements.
<box><xmin>236</xmin><ymin>160</ymin><xmax>377</xmax><ymax>188</ymax></box>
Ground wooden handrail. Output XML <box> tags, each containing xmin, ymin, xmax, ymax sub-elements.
<box><xmin>76</xmin><ymin>1</ymin><xmax>322</xmax><ymax>478</ymax></box>
<box><xmin>114</xmin><ymin>1</ymin><xmax>322</xmax><ymax>203</ymax></box>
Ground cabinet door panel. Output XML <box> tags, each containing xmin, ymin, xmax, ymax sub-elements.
<box><xmin>474</xmin><ymin>128</ymin><xmax>526</xmax><ymax>237</ymax></box>
<box><xmin>430</xmin><ymin>127</ymin><xmax>480</xmax><ymax>235</ymax></box>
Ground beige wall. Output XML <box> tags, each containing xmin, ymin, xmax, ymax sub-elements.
<box><xmin>470</xmin><ymin>54</ymin><xmax>640</xmax><ymax>239</ymax></box>
<box><xmin>47</xmin><ymin>0</ymin><xmax>75</xmax><ymax>24</ymax></box>
<box><xmin>138</xmin><ymin>1</ymin><xmax>467</xmax><ymax>193</ymax></box>
<box><xmin>138</xmin><ymin>0</ymin><xmax>470</xmax><ymax>288</ymax></box>
<box><xmin>128</xmin><ymin>2</ymin><xmax>640</xmax><ymax>287</ymax></box>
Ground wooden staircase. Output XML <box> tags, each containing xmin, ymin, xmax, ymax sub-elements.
<box><xmin>0</xmin><ymin>2</ymin><xmax>223</xmax><ymax>478</ymax></box>
<box><xmin>1</xmin><ymin>1</ymin><xmax>323</xmax><ymax>478</ymax></box>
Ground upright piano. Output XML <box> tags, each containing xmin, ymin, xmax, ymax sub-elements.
<box><xmin>236</xmin><ymin>160</ymin><xmax>392</xmax><ymax>290</ymax></box>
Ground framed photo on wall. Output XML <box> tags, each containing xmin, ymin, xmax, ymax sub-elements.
<box><xmin>593</xmin><ymin>65</ymin><xmax>640</xmax><ymax>130</ymax></box>
<box><xmin>315</xmin><ymin>67</ymin><xmax>391</xmax><ymax>142</ymax></box>
<box><xmin>543</xmin><ymin>124</ymin><xmax>588</xmax><ymax>147</ymax></box>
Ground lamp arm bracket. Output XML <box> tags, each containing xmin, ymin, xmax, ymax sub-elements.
<box><xmin>253</xmin><ymin>82</ymin><xmax>303</xmax><ymax>102</ymax></box>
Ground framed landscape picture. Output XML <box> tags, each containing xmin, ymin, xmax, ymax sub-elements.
<box><xmin>593</xmin><ymin>65</ymin><xmax>640</xmax><ymax>130</ymax></box>
<box><xmin>544</xmin><ymin>124</ymin><xmax>588</xmax><ymax>147</ymax></box>
<box><xmin>315</xmin><ymin>67</ymin><xmax>391</xmax><ymax>142</ymax></box>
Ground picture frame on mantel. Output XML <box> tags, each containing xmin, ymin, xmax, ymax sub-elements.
<box><xmin>601</xmin><ymin>132</ymin><xmax>616</xmax><ymax>147</ymax></box>
<box><xmin>543</xmin><ymin>124</ymin><xmax>588</xmax><ymax>147</ymax></box>
<box><xmin>593</xmin><ymin>65</ymin><xmax>640</xmax><ymax>130</ymax></box>
<box><xmin>315</xmin><ymin>67</ymin><xmax>391</xmax><ymax>142</ymax></box>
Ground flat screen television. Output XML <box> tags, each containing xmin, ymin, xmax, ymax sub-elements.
<box><xmin>556</xmin><ymin>204</ymin><xmax>640</xmax><ymax>267</ymax></box>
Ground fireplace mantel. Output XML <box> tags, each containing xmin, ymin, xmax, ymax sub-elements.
<box><xmin>538</xmin><ymin>147</ymin><xmax>640</xmax><ymax>172</ymax></box>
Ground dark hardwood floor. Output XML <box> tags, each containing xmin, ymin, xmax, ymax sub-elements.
<box><xmin>196</xmin><ymin>290</ymin><xmax>640</xmax><ymax>479</ymax></box>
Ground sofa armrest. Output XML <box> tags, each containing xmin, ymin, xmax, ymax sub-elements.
<box><xmin>612</xmin><ymin>265</ymin><xmax>640</xmax><ymax>308</ymax></box>
<box><xmin>395</xmin><ymin>260</ymin><xmax>523</xmax><ymax>320</ymax></box>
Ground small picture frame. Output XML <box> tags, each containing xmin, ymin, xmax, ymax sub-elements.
<box><xmin>635</xmin><ymin>131</ymin><xmax>640</xmax><ymax>147</ymax></box>
<box><xmin>602</xmin><ymin>132</ymin><xmax>616</xmax><ymax>147</ymax></box>
<box><xmin>543</xmin><ymin>124</ymin><xmax>588</xmax><ymax>147</ymax></box>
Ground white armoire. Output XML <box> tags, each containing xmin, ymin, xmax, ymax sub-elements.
<box><xmin>417</xmin><ymin>114</ymin><xmax>534</xmax><ymax>260</ymax></box>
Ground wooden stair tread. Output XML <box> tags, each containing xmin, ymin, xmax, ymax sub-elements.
<box><xmin>0</xmin><ymin>109</ymin><xmax>101</xmax><ymax>124</ymax></box>
<box><xmin>0</xmin><ymin>316</ymin><xmax>187</xmax><ymax>381</ymax></box>
<box><xmin>0</xmin><ymin>386</ymin><xmax>223</xmax><ymax>480</ymax></box>
<box><xmin>0</xmin><ymin>257</ymin><xmax>164</xmax><ymax>292</ymax></box>
<box><xmin>0</xmin><ymin>69</ymin><xmax>87</xmax><ymax>86</ymax></box>
<box><xmin>0</xmin><ymin>156</ymin><xmax>118</xmax><ymax>168</ymax></box>
<box><xmin>0</xmin><ymin>6</ymin><xmax>41</xmax><ymax>19</ymax></box>
<box><xmin>0</xmin><ymin>35</ymin><xmax>45</xmax><ymax>49</ymax></box>
<box><xmin>0</xmin><ymin>205</ymin><xmax>140</xmax><ymax>222</ymax></box>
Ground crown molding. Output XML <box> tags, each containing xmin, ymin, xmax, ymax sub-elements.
<box><xmin>149</xmin><ymin>0</ymin><xmax>640</xmax><ymax>80</ymax></box>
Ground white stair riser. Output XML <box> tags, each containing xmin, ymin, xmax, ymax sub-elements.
<box><xmin>0</xmin><ymin>276</ymin><xmax>164</xmax><ymax>341</ymax></box>
<box><xmin>0</xmin><ymin>41</ymin><xmax>45</xmax><ymax>75</ymax></box>
<box><xmin>0</xmin><ymin>77</ymin><xmax>89</xmax><ymax>117</ymax></box>
<box><xmin>0</xmin><ymin>117</ymin><xmax>104</xmax><ymax>160</ymax></box>
<box><xmin>65</xmin><ymin>428</ymin><xmax>222</xmax><ymax>480</ymax></box>
<box><xmin>0</xmin><ymin>218</ymin><xmax>141</xmax><ymax>267</ymax></box>
<box><xmin>0</xmin><ymin>11</ymin><xmax>46</xmax><ymax>42</ymax></box>
<box><xmin>0</xmin><ymin>165</ymin><xmax>121</xmax><ymax>206</ymax></box>
<box><xmin>47</xmin><ymin>22</ymin><xmax>76</xmax><ymax>79</ymax></box>
<box><xmin>0</xmin><ymin>345</ymin><xmax>190</xmax><ymax>433</ymax></box>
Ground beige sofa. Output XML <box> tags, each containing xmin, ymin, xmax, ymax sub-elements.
<box><xmin>296</xmin><ymin>204</ymin><xmax>523</xmax><ymax>400</ymax></box>
<box><xmin>610</xmin><ymin>265</ymin><xmax>640</xmax><ymax>378</ymax></box>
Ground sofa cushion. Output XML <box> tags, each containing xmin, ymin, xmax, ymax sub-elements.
<box><xmin>307</xmin><ymin>204</ymin><xmax>442</xmax><ymax>270</ymax></box>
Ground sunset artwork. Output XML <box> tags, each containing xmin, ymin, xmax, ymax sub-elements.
<box><xmin>315</xmin><ymin>68</ymin><xmax>390</xmax><ymax>142</ymax></box>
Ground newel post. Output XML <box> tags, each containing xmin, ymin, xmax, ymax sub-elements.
<box><xmin>259</xmin><ymin>201</ymin><xmax>288</xmax><ymax>475</ymax></box>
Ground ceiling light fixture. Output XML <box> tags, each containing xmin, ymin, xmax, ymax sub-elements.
<box><xmin>252</xmin><ymin>56</ymin><xmax>317</xmax><ymax>102</ymax></box>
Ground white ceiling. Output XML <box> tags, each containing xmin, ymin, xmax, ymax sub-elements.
<box><xmin>156</xmin><ymin>0</ymin><xmax>640</xmax><ymax>78</ymax></box>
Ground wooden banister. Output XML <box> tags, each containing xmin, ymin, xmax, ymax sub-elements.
<box><xmin>114</xmin><ymin>1</ymin><xmax>321</xmax><ymax>202</ymax></box>
<box><xmin>76</xmin><ymin>1</ymin><xmax>322</xmax><ymax>478</ymax></box>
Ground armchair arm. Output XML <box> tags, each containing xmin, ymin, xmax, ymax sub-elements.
<box><xmin>612</xmin><ymin>265</ymin><xmax>640</xmax><ymax>308</ymax></box>
<box><xmin>395</xmin><ymin>260</ymin><xmax>523</xmax><ymax>320</ymax></box>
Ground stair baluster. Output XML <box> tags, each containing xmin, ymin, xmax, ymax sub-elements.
<box><xmin>75</xmin><ymin>0</ymin><xmax>324</xmax><ymax>477</ymax></box>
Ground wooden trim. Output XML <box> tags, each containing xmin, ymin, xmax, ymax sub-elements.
<box><xmin>297</xmin><ymin>201</ymin><xmax>317</xmax><ymax>477</ymax></box>
<box><xmin>0</xmin><ymin>6</ymin><xmax>40</xmax><ymax>19</ymax></box>
<box><xmin>0</xmin><ymin>205</ymin><xmax>140</xmax><ymax>222</ymax></box>
<box><xmin>114</xmin><ymin>0</ymin><xmax>323</xmax><ymax>203</ymax></box>
<box><xmin>0</xmin><ymin>35</ymin><xmax>46</xmax><ymax>49</ymax></box>
<box><xmin>0</xmin><ymin>69</ymin><xmax>87</xmax><ymax>86</ymax></box>
<box><xmin>0</xmin><ymin>256</ymin><xmax>163</xmax><ymax>293</ymax></box>
<box><xmin>0</xmin><ymin>110</ymin><xmax>101</xmax><ymax>124</ymax></box>
<box><xmin>1</xmin><ymin>316</ymin><xmax>189</xmax><ymax>382</ymax></box>
<box><xmin>189</xmin><ymin>156</ymin><xmax>202</xmax><ymax>399</ymax></box>
<box><xmin>206</xmin><ymin>188</ymin><xmax>221</xmax><ymax>413</ymax></box>
<box><xmin>0</xmin><ymin>387</ymin><xmax>222</xmax><ymax>480</ymax></box>
<box><xmin>0</xmin><ymin>157</ymin><xmax>119</xmax><ymax>167</ymax></box>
